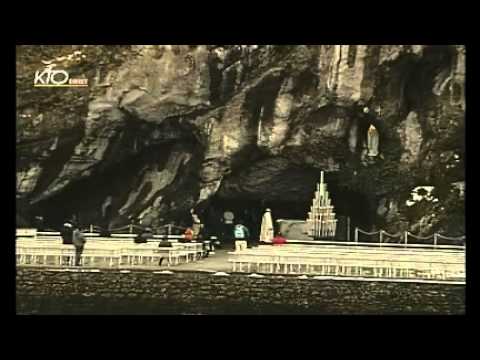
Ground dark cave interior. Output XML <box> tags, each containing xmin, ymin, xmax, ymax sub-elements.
<box><xmin>30</xmin><ymin>141</ymin><xmax>176</xmax><ymax>230</ymax></box>
<box><xmin>200</xmin><ymin>172</ymin><xmax>373</xmax><ymax>242</ymax></box>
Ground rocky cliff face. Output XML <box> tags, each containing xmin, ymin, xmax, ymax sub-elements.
<box><xmin>16</xmin><ymin>45</ymin><xmax>465</xmax><ymax>236</ymax></box>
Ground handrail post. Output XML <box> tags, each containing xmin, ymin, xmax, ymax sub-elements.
<box><xmin>404</xmin><ymin>231</ymin><xmax>408</xmax><ymax>247</ymax></box>
<box><xmin>90</xmin><ymin>224</ymin><xmax>93</xmax><ymax>233</ymax></box>
<box><xmin>129</xmin><ymin>224</ymin><xmax>133</xmax><ymax>234</ymax></box>
<box><xmin>347</xmin><ymin>217</ymin><xmax>351</xmax><ymax>242</ymax></box>
<box><xmin>379</xmin><ymin>230</ymin><xmax>383</xmax><ymax>247</ymax></box>
<box><xmin>434</xmin><ymin>233</ymin><xmax>438</xmax><ymax>248</ymax></box>
<box><xmin>354</xmin><ymin>227</ymin><xmax>358</xmax><ymax>243</ymax></box>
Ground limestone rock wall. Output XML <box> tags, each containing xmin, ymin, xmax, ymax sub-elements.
<box><xmin>16</xmin><ymin>45</ymin><xmax>465</xmax><ymax>235</ymax></box>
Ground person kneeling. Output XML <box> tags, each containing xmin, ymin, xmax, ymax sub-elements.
<box><xmin>181</xmin><ymin>227</ymin><xmax>194</xmax><ymax>243</ymax></box>
<box><xmin>272</xmin><ymin>232</ymin><xmax>287</xmax><ymax>246</ymax></box>
<box><xmin>135</xmin><ymin>227</ymin><xmax>153</xmax><ymax>244</ymax></box>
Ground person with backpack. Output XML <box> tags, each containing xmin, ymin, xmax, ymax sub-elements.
<box><xmin>233</xmin><ymin>220</ymin><xmax>250</xmax><ymax>251</ymax></box>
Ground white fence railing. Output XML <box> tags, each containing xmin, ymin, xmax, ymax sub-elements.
<box><xmin>354</xmin><ymin>227</ymin><xmax>465</xmax><ymax>249</ymax></box>
<box><xmin>16</xmin><ymin>239</ymin><xmax>204</xmax><ymax>268</ymax></box>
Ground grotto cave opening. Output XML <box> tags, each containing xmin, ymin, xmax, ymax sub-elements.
<box><xmin>199</xmin><ymin>171</ymin><xmax>374</xmax><ymax>243</ymax></box>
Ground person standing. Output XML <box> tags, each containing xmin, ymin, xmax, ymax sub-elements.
<box><xmin>60</xmin><ymin>222</ymin><xmax>74</xmax><ymax>266</ymax></box>
<box><xmin>34</xmin><ymin>216</ymin><xmax>44</xmax><ymax>231</ymax></box>
<box><xmin>61</xmin><ymin>222</ymin><xmax>74</xmax><ymax>245</ymax></box>
<box><xmin>233</xmin><ymin>220</ymin><xmax>250</xmax><ymax>251</ymax></box>
<box><xmin>222</xmin><ymin>210</ymin><xmax>235</xmax><ymax>244</ymax></box>
<box><xmin>72</xmin><ymin>225</ymin><xmax>86</xmax><ymax>266</ymax></box>
<box><xmin>190</xmin><ymin>208</ymin><xmax>202</xmax><ymax>240</ymax></box>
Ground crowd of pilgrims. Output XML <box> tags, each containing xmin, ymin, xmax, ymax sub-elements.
<box><xmin>35</xmin><ymin>206</ymin><xmax>288</xmax><ymax>267</ymax></box>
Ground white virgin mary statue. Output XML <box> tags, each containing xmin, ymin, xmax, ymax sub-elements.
<box><xmin>367</xmin><ymin>124</ymin><xmax>379</xmax><ymax>157</ymax></box>
<box><xmin>260</xmin><ymin>208</ymin><xmax>274</xmax><ymax>243</ymax></box>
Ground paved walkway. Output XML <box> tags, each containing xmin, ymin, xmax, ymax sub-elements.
<box><xmin>165</xmin><ymin>249</ymin><xmax>232</xmax><ymax>272</ymax></box>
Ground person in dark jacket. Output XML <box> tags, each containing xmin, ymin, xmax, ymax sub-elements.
<box><xmin>221</xmin><ymin>210</ymin><xmax>235</xmax><ymax>244</ymax></box>
<box><xmin>60</xmin><ymin>222</ymin><xmax>74</xmax><ymax>265</ymax></box>
<box><xmin>61</xmin><ymin>222</ymin><xmax>74</xmax><ymax>245</ymax></box>
<box><xmin>34</xmin><ymin>216</ymin><xmax>45</xmax><ymax>231</ymax></box>
<box><xmin>135</xmin><ymin>227</ymin><xmax>153</xmax><ymax>244</ymax></box>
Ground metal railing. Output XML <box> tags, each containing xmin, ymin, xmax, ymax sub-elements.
<box><xmin>75</xmin><ymin>223</ymin><xmax>188</xmax><ymax>235</ymax></box>
<box><xmin>354</xmin><ymin>227</ymin><xmax>465</xmax><ymax>249</ymax></box>
<box><xmin>81</xmin><ymin>224</ymin><xmax>144</xmax><ymax>234</ymax></box>
<box><xmin>18</xmin><ymin>224</ymin><xmax>190</xmax><ymax>242</ymax></box>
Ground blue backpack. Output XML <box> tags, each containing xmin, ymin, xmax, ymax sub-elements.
<box><xmin>234</xmin><ymin>225</ymin><xmax>246</xmax><ymax>239</ymax></box>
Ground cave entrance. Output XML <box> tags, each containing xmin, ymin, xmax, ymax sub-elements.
<box><xmin>201</xmin><ymin>196</ymin><xmax>310</xmax><ymax>244</ymax></box>
<box><xmin>201</xmin><ymin>177</ymin><xmax>373</xmax><ymax>243</ymax></box>
<box><xmin>327</xmin><ymin>185</ymin><xmax>374</xmax><ymax>241</ymax></box>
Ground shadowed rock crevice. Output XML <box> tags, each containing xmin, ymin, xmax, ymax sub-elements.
<box><xmin>32</xmin><ymin>139</ymin><xmax>202</xmax><ymax>230</ymax></box>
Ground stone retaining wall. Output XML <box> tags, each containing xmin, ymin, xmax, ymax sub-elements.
<box><xmin>16</xmin><ymin>268</ymin><xmax>465</xmax><ymax>314</ymax></box>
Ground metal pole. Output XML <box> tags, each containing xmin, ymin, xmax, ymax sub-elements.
<box><xmin>90</xmin><ymin>224</ymin><xmax>93</xmax><ymax>233</ymax></box>
<box><xmin>129</xmin><ymin>224</ymin><xmax>133</xmax><ymax>234</ymax></box>
<box><xmin>379</xmin><ymin>230</ymin><xmax>383</xmax><ymax>246</ymax></box>
<box><xmin>355</xmin><ymin>227</ymin><xmax>358</xmax><ymax>243</ymax></box>
<box><xmin>404</xmin><ymin>231</ymin><xmax>408</xmax><ymax>247</ymax></box>
<box><xmin>434</xmin><ymin>233</ymin><xmax>438</xmax><ymax>248</ymax></box>
<box><xmin>347</xmin><ymin>217</ymin><xmax>351</xmax><ymax>242</ymax></box>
